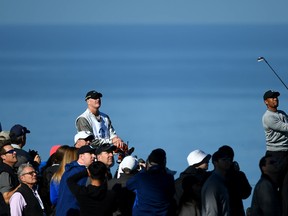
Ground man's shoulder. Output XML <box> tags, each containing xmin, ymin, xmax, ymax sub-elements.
<box><xmin>0</xmin><ymin>171</ymin><xmax>10</xmax><ymax>186</ymax></box>
<box><xmin>278</xmin><ymin>110</ymin><xmax>288</xmax><ymax>116</ymax></box>
<box><xmin>264</xmin><ymin>109</ymin><xmax>287</xmax><ymax>116</ymax></box>
<box><xmin>263</xmin><ymin>110</ymin><xmax>280</xmax><ymax>121</ymax></box>
<box><xmin>10</xmin><ymin>191</ymin><xmax>24</xmax><ymax>202</ymax></box>
<box><xmin>63</xmin><ymin>162</ymin><xmax>85</xmax><ymax>177</ymax></box>
<box><xmin>0</xmin><ymin>171</ymin><xmax>10</xmax><ymax>177</ymax></box>
<box><xmin>76</xmin><ymin>109</ymin><xmax>90</xmax><ymax>120</ymax></box>
<box><xmin>14</xmin><ymin>148</ymin><xmax>30</xmax><ymax>156</ymax></box>
<box><xmin>256</xmin><ymin>175</ymin><xmax>273</xmax><ymax>187</ymax></box>
<box><xmin>0</xmin><ymin>162</ymin><xmax>14</xmax><ymax>174</ymax></box>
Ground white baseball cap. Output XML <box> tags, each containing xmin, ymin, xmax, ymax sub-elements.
<box><xmin>0</xmin><ymin>131</ymin><xmax>10</xmax><ymax>141</ymax></box>
<box><xmin>187</xmin><ymin>149</ymin><xmax>211</xmax><ymax>166</ymax></box>
<box><xmin>121</xmin><ymin>156</ymin><xmax>138</xmax><ymax>171</ymax></box>
<box><xmin>74</xmin><ymin>131</ymin><xmax>94</xmax><ymax>143</ymax></box>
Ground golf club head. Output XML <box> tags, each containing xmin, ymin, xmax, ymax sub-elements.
<box><xmin>257</xmin><ymin>56</ymin><xmax>265</xmax><ymax>62</ymax></box>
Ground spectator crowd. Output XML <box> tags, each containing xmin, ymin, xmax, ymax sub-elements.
<box><xmin>0</xmin><ymin>89</ymin><xmax>287</xmax><ymax>216</ymax></box>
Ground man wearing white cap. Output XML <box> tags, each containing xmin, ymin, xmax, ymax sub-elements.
<box><xmin>74</xmin><ymin>131</ymin><xmax>94</xmax><ymax>148</ymax></box>
<box><xmin>108</xmin><ymin>156</ymin><xmax>139</xmax><ymax>216</ymax></box>
<box><xmin>174</xmin><ymin>149</ymin><xmax>211</xmax><ymax>208</ymax></box>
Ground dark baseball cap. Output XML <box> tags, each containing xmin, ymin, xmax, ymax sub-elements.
<box><xmin>85</xmin><ymin>90</ymin><xmax>103</xmax><ymax>101</ymax></box>
<box><xmin>10</xmin><ymin>124</ymin><xmax>30</xmax><ymax>137</ymax></box>
<box><xmin>263</xmin><ymin>90</ymin><xmax>280</xmax><ymax>100</ymax></box>
<box><xmin>78</xmin><ymin>145</ymin><xmax>96</xmax><ymax>155</ymax></box>
<box><xmin>95</xmin><ymin>143</ymin><xmax>116</xmax><ymax>155</ymax></box>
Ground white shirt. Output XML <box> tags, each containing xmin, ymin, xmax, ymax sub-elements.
<box><xmin>9</xmin><ymin>189</ymin><xmax>44</xmax><ymax>216</ymax></box>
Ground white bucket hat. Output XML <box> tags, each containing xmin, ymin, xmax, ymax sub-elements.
<box><xmin>187</xmin><ymin>149</ymin><xmax>211</xmax><ymax>166</ymax></box>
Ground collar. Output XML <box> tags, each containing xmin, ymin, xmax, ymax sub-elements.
<box><xmin>11</xmin><ymin>144</ymin><xmax>21</xmax><ymax>149</ymax></box>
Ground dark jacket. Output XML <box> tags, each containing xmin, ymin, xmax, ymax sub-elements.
<box><xmin>174</xmin><ymin>166</ymin><xmax>210</xmax><ymax>207</ymax></box>
<box><xmin>201</xmin><ymin>170</ymin><xmax>230</xmax><ymax>216</ymax></box>
<box><xmin>67</xmin><ymin>170</ymin><xmax>117</xmax><ymax>216</ymax></box>
<box><xmin>0</xmin><ymin>162</ymin><xmax>19</xmax><ymax>216</ymax></box>
<box><xmin>16</xmin><ymin>183</ymin><xmax>44</xmax><ymax>216</ymax></box>
<box><xmin>0</xmin><ymin>192</ymin><xmax>9</xmax><ymax>216</ymax></box>
<box><xmin>0</xmin><ymin>162</ymin><xmax>19</xmax><ymax>190</ymax></box>
<box><xmin>108</xmin><ymin>172</ymin><xmax>136</xmax><ymax>216</ymax></box>
<box><xmin>56</xmin><ymin>161</ymin><xmax>87</xmax><ymax>216</ymax></box>
<box><xmin>38</xmin><ymin>164</ymin><xmax>59</xmax><ymax>215</ymax></box>
<box><xmin>226</xmin><ymin>166</ymin><xmax>252</xmax><ymax>216</ymax></box>
<box><xmin>250</xmin><ymin>174</ymin><xmax>281</xmax><ymax>216</ymax></box>
<box><xmin>126</xmin><ymin>166</ymin><xmax>175</xmax><ymax>216</ymax></box>
<box><xmin>13</xmin><ymin>148</ymin><xmax>33</xmax><ymax>170</ymax></box>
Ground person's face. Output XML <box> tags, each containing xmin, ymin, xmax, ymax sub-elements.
<box><xmin>87</xmin><ymin>97</ymin><xmax>101</xmax><ymax>110</ymax></box>
<box><xmin>20</xmin><ymin>167</ymin><xmax>37</xmax><ymax>186</ymax></box>
<box><xmin>75</xmin><ymin>138</ymin><xmax>92</xmax><ymax>148</ymax></box>
<box><xmin>1</xmin><ymin>145</ymin><xmax>17</xmax><ymax>165</ymax></box>
<box><xmin>217</xmin><ymin>157</ymin><xmax>232</xmax><ymax>171</ymax></box>
<box><xmin>80</xmin><ymin>152</ymin><xmax>96</xmax><ymax>167</ymax></box>
<box><xmin>265</xmin><ymin>97</ymin><xmax>279</xmax><ymax>110</ymax></box>
<box><xmin>197</xmin><ymin>162</ymin><xmax>209</xmax><ymax>170</ymax></box>
<box><xmin>263</xmin><ymin>157</ymin><xmax>279</xmax><ymax>174</ymax></box>
<box><xmin>97</xmin><ymin>151</ymin><xmax>114</xmax><ymax>168</ymax></box>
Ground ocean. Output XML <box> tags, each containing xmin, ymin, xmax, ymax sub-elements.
<box><xmin>1</xmin><ymin>24</ymin><xmax>288</xmax><ymax>209</ymax></box>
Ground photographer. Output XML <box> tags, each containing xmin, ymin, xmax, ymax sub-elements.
<box><xmin>218</xmin><ymin>145</ymin><xmax>252</xmax><ymax>216</ymax></box>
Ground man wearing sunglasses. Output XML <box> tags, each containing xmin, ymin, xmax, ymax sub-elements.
<box><xmin>10</xmin><ymin>163</ymin><xmax>45</xmax><ymax>215</ymax></box>
<box><xmin>0</xmin><ymin>143</ymin><xmax>20</xmax><ymax>214</ymax></box>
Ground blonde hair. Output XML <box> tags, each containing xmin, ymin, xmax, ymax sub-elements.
<box><xmin>51</xmin><ymin>147</ymin><xmax>78</xmax><ymax>183</ymax></box>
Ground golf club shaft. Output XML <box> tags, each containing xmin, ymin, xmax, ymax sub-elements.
<box><xmin>258</xmin><ymin>57</ymin><xmax>288</xmax><ymax>90</ymax></box>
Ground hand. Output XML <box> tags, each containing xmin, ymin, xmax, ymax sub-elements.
<box><xmin>34</xmin><ymin>155</ymin><xmax>41</xmax><ymax>165</ymax></box>
<box><xmin>233</xmin><ymin>161</ymin><xmax>240</xmax><ymax>171</ymax></box>
<box><xmin>112</xmin><ymin>137</ymin><xmax>125</xmax><ymax>149</ymax></box>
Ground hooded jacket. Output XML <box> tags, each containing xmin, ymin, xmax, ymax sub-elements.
<box><xmin>174</xmin><ymin>165</ymin><xmax>211</xmax><ymax>207</ymax></box>
<box><xmin>67</xmin><ymin>170</ymin><xmax>117</xmax><ymax>216</ymax></box>
<box><xmin>55</xmin><ymin>161</ymin><xmax>87</xmax><ymax>216</ymax></box>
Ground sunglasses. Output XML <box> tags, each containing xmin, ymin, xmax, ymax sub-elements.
<box><xmin>21</xmin><ymin>171</ymin><xmax>37</xmax><ymax>176</ymax></box>
<box><xmin>4</xmin><ymin>149</ymin><xmax>16</xmax><ymax>155</ymax></box>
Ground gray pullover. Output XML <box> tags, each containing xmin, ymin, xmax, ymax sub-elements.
<box><xmin>262</xmin><ymin>109</ymin><xmax>288</xmax><ymax>151</ymax></box>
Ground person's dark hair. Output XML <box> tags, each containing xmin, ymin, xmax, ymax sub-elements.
<box><xmin>147</xmin><ymin>148</ymin><xmax>167</xmax><ymax>168</ymax></box>
<box><xmin>0</xmin><ymin>139</ymin><xmax>11</xmax><ymax>149</ymax></box>
<box><xmin>259</xmin><ymin>155</ymin><xmax>272</xmax><ymax>174</ymax></box>
<box><xmin>218</xmin><ymin>145</ymin><xmax>234</xmax><ymax>160</ymax></box>
<box><xmin>53</xmin><ymin>145</ymin><xmax>70</xmax><ymax>164</ymax></box>
<box><xmin>0</xmin><ymin>143</ymin><xmax>11</xmax><ymax>156</ymax></box>
<box><xmin>40</xmin><ymin>145</ymin><xmax>70</xmax><ymax>174</ymax></box>
<box><xmin>9</xmin><ymin>132</ymin><xmax>24</xmax><ymax>144</ymax></box>
<box><xmin>88</xmin><ymin>161</ymin><xmax>107</xmax><ymax>181</ymax></box>
<box><xmin>212</xmin><ymin>150</ymin><xmax>222</xmax><ymax>163</ymax></box>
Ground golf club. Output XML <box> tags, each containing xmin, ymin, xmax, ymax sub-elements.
<box><xmin>257</xmin><ymin>56</ymin><xmax>288</xmax><ymax>90</ymax></box>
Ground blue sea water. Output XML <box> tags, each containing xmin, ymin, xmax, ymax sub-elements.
<box><xmin>1</xmin><ymin>24</ymin><xmax>288</xmax><ymax>209</ymax></box>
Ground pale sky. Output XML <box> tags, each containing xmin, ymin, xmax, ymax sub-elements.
<box><xmin>1</xmin><ymin>0</ymin><xmax>288</xmax><ymax>25</ymax></box>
